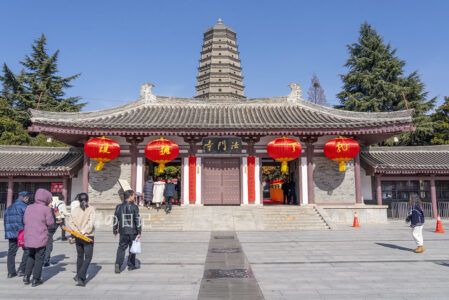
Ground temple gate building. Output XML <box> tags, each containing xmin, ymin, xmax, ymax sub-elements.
<box><xmin>1</xmin><ymin>19</ymin><xmax>449</xmax><ymax>225</ymax></box>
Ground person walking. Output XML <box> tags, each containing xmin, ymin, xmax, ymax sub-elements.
<box><xmin>164</xmin><ymin>179</ymin><xmax>176</xmax><ymax>214</ymax></box>
<box><xmin>3</xmin><ymin>191</ymin><xmax>31</xmax><ymax>278</ymax></box>
<box><xmin>69</xmin><ymin>193</ymin><xmax>95</xmax><ymax>287</ymax></box>
<box><xmin>152</xmin><ymin>177</ymin><xmax>166</xmax><ymax>211</ymax></box>
<box><xmin>143</xmin><ymin>176</ymin><xmax>154</xmax><ymax>208</ymax></box>
<box><xmin>51</xmin><ymin>194</ymin><xmax>69</xmax><ymax>241</ymax></box>
<box><xmin>43</xmin><ymin>203</ymin><xmax>60</xmax><ymax>267</ymax></box>
<box><xmin>23</xmin><ymin>188</ymin><xmax>54</xmax><ymax>287</ymax></box>
<box><xmin>113</xmin><ymin>190</ymin><xmax>141</xmax><ymax>273</ymax></box>
<box><xmin>406</xmin><ymin>194</ymin><xmax>426</xmax><ymax>253</ymax></box>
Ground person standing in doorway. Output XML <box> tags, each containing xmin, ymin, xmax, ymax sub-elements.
<box><xmin>23</xmin><ymin>188</ymin><xmax>54</xmax><ymax>287</ymax></box>
<box><xmin>152</xmin><ymin>177</ymin><xmax>166</xmax><ymax>211</ymax></box>
<box><xmin>4</xmin><ymin>191</ymin><xmax>31</xmax><ymax>278</ymax></box>
<box><xmin>289</xmin><ymin>178</ymin><xmax>297</xmax><ymax>205</ymax></box>
<box><xmin>282</xmin><ymin>179</ymin><xmax>290</xmax><ymax>205</ymax></box>
<box><xmin>113</xmin><ymin>190</ymin><xmax>141</xmax><ymax>273</ymax></box>
<box><xmin>143</xmin><ymin>176</ymin><xmax>154</xmax><ymax>208</ymax></box>
<box><xmin>406</xmin><ymin>194</ymin><xmax>426</xmax><ymax>253</ymax></box>
<box><xmin>164</xmin><ymin>179</ymin><xmax>176</xmax><ymax>214</ymax></box>
<box><xmin>69</xmin><ymin>193</ymin><xmax>95</xmax><ymax>287</ymax></box>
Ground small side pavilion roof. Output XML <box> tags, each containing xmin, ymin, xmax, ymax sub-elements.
<box><xmin>0</xmin><ymin>146</ymin><xmax>83</xmax><ymax>177</ymax></box>
<box><xmin>361</xmin><ymin>145</ymin><xmax>449</xmax><ymax>175</ymax></box>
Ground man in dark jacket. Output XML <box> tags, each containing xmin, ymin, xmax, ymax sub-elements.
<box><xmin>44</xmin><ymin>207</ymin><xmax>60</xmax><ymax>267</ymax></box>
<box><xmin>3</xmin><ymin>191</ymin><xmax>31</xmax><ymax>278</ymax></box>
<box><xmin>143</xmin><ymin>177</ymin><xmax>154</xmax><ymax>208</ymax></box>
<box><xmin>406</xmin><ymin>196</ymin><xmax>426</xmax><ymax>253</ymax></box>
<box><xmin>164</xmin><ymin>179</ymin><xmax>176</xmax><ymax>214</ymax></box>
<box><xmin>113</xmin><ymin>190</ymin><xmax>141</xmax><ymax>273</ymax></box>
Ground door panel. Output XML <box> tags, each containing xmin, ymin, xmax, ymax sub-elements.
<box><xmin>202</xmin><ymin>158</ymin><xmax>241</xmax><ymax>205</ymax></box>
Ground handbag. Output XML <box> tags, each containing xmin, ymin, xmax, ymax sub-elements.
<box><xmin>130</xmin><ymin>238</ymin><xmax>141</xmax><ymax>254</ymax></box>
<box><xmin>17</xmin><ymin>229</ymin><xmax>25</xmax><ymax>248</ymax></box>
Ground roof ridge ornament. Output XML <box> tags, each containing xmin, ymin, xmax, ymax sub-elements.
<box><xmin>140</xmin><ymin>83</ymin><xmax>157</xmax><ymax>103</ymax></box>
<box><xmin>287</xmin><ymin>82</ymin><xmax>302</xmax><ymax>103</ymax></box>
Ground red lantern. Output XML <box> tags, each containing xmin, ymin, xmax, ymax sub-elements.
<box><xmin>145</xmin><ymin>138</ymin><xmax>179</xmax><ymax>174</ymax></box>
<box><xmin>84</xmin><ymin>137</ymin><xmax>121</xmax><ymax>171</ymax></box>
<box><xmin>323</xmin><ymin>137</ymin><xmax>360</xmax><ymax>172</ymax></box>
<box><xmin>267</xmin><ymin>137</ymin><xmax>301</xmax><ymax>174</ymax></box>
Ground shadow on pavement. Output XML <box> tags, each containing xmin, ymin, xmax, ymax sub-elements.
<box><xmin>375</xmin><ymin>243</ymin><xmax>414</xmax><ymax>252</ymax></box>
<box><xmin>0</xmin><ymin>251</ymin><xmax>7</xmax><ymax>258</ymax></box>
<box><xmin>86</xmin><ymin>263</ymin><xmax>102</xmax><ymax>283</ymax></box>
<box><xmin>50</xmin><ymin>254</ymin><xmax>68</xmax><ymax>264</ymax></box>
<box><xmin>43</xmin><ymin>263</ymin><xmax>67</xmax><ymax>282</ymax></box>
<box><xmin>434</xmin><ymin>261</ymin><xmax>449</xmax><ymax>267</ymax></box>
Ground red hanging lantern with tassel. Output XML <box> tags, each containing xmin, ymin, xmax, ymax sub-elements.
<box><xmin>323</xmin><ymin>137</ymin><xmax>360</xmax><ymax>172</ymax></box>
<box><xmin>267</xmin><ymin>137</ymin><xmax>301</xmax><ymax>174</ymax></box>
<box><xmin>145</xmin><ymin>138</ymin><xmax>179</xmax><ymax>174</ymax></box>
<box><xmin>84</xmin><ymin>137</ymin><xmax>121</xmax><ymax>171</ymax></box>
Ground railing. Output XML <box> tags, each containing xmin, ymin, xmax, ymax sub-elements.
<box><xmin>390</xmin><ymin>202</ymin><xmax>435</xmax><ymax>219</ymax></box>
<box><xmin>0</xmin><ymin>203</ymin><xmax>5</xmax><ymax>219</ymax></box>
<box><xmin>438</xmin><ymin>202</ymin><xmax>449</xmax><ymax>219</ymax></box>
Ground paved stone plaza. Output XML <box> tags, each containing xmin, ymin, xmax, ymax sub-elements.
<box><xmin>1</xmin><ymin>222</ymin><xmax>449</xmax><ymax>299</ymax></box>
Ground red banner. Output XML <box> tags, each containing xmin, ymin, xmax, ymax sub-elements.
<box><xmin>188</xmin><ymin>156</ymin><xmax>197</xmax><ymax>204</ymax></box>
<box><xmin>247</xmin><ymin>156</ymin><xmax>256</xmax><ymax>204</ymax></box>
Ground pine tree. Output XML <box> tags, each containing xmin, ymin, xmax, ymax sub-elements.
<box><xmin>0</xmin><ymin>34</ymin><xmax>84</xmax><ymax>145</ymax></box>
<box><xmin>337</xmin><ymin>23</ymin><xmax>435</xmax><ymax>145</ymax></box>
<box><xmin>307</xmin><ymin>74</ymin><xmax>327</xmax><ymax>106</ymax></box>
<box><xmin>431</xmin><ymin>97</ymin><xmax>449</xmax><ymax>145</ymax></box>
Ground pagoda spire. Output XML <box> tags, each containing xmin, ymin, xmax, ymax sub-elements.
<box><xmin>195</xmin><ymin>19</ymin><xmax>245</xmax><ymax>99</ymax></box>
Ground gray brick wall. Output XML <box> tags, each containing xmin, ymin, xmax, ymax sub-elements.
<box><xmin>313</xmin><ymin>157</ymin><xmax>355</xmax><ymax>204</ymax></box>
<box><xmin>88</xmin><ymin>157</ymin><xmax>131</xmax><ymax>205</ymax></box>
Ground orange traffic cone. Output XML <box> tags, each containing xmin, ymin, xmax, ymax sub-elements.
<box><xmin>435</xmin><ymin>215</ymin><xmax>445</xmax><ymax>233</ymax></box>
<box><xmin>352</xmin><ymin>212</ymin><xmax>360</xmax><ymax>228</ymax></box>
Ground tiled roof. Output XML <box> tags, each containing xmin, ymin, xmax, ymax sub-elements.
<box><xmin>361</xmin><ymin>146</ymin><xmax>449</xmax><ymax>175</ymax></box>
<box><xmin>0</xmin><ymin>146</ymin><xmax>83</xmax><ymax>176</ymax></box>
<box><xmin>29</xmin><ymin>96</ymin><xmax>413</xmax><ymax>136</ymax></box>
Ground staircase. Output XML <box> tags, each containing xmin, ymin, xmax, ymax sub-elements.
<box><xmin>95</xmin><ymin>205</ymin><xmax>331</xmax><ymax>231</ymax></box>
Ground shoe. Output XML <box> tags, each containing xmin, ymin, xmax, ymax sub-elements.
<box><xmin>415</xmin><ymin>246</ymin><xmax>425</xmax><ymax>253</ymax></box>
<box><xmin>18</xmin><ymin>271</ymin><xmax>25</xmax><ymax>277</ymax></box>
<box><xmin>31</xmin><ymin>278</ymin><xmax>43</xmax><ymax>287</ymax></box>
<box><xmin>23</xmin><ymin>276</ymin><xmax>31</xmax><ymax>285</ymax></box>
<box><xmin>127</xmin><ymin>265</ymin><xmax>139</xmax><ymax>271</ymax></box>
<box><xmin>43</xmin><ymin>262</ymin><xmax>50</xmax><ymax>268</ymax></box>
<box><xmin>61</xmin><ymin>237</ymin><xmax>68</xmax><ymax>241</ymax></box>
<box><xmin>73</xmin><ymin>275</ymin><xmax>78</xmax><ymax>282</ymax></box>
<box><xmin>7</xmin><ymin>273</ymin><xmax>17</xmax><ymax>278</ymax></box>
<box><xmin>115</xmin><ymin>264</ymin><xmax>120</xmax><ymax>274</ymax></box>
<box><xmin>76</xmin><ymin>278</ymin><xmax>86</xmax><ymax>287</ymax></box>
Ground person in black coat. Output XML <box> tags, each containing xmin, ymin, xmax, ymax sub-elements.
<box><xmin>113</xmin><ymin>190</ymin><xmax>141</xmax><ymax>273</ymax></box>
<box><xmin>164</xmin><ymin>179</ymin><xmax>176</xmax><ymax>214</ymax></box>
<box><xmin>282</xmin><ymin>179</ymin><xmax>290</xmax><ymax>205</ymax></box>
<box><xmin>44</xmin><ymin>207</ymin><xmax>60</xmax><ymax>267</ymax></box>
<box><xmin>406</xmin><ymin>194</ymin><xmax>426</xmax><ymax>253</ymax></box>
<box><xmin>143</xmin><ymin>177</ymin><xmax>154</xmax><ymax>208</ymax></box>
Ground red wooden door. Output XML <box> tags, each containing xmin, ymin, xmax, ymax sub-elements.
<box><xmin>202</xmin><ymin>158</ymin><xmax>241</xmax><ymax>205</ymax></box>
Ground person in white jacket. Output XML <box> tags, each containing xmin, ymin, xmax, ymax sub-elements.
<box><xmin>51</xmin><ymin>194</ymin><xmax>70</xmax><ymax>241</ymax></box>
<box><xmin>152</xmin><ymin>178</ymin><xmax>166</xmax><ymax>211</ymax></box>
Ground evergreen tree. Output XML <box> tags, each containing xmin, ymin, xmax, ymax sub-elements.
<box><xmin>307</xmin><ymin>74</ymin><xmax>327</xmax><ymax>106</ymax></box>
<box><xmin>0</xmin><ymin>34</ymin><xmax>84</xmax><ymax>145</ymax></box>
<box><xmin>431</xmin><ymin>97</ymin><xmax>449</xmax><ymax>145</ymax></box>
<box><xmin>337</xmin><ymin>23</ymin><xmax>436</xmax><ymax>146</ymax></box>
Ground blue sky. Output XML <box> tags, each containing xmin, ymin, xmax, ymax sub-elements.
<box><xmin>1</xmin><ymin>0</ymin><xmax>448</xmax><ymax>110</ymax></box>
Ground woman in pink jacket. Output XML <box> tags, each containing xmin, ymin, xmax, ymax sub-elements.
<box><xmin>23</xmin><ymin>188</ymin><xmax>54</xmax><ymax>287</ymax></box>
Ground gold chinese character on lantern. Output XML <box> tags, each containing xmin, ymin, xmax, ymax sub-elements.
<box><xmin>99</xmin><ymin>143</ymin><xmax>110</xmax><ymax>154</ymax></box>
<box><xmin>290</xmin><ymin>143</ymin><xmax>297</xmax><ymax>152</ymax></box>
<box><xmin>336</xmin><ymin>142</ymin><xmax>349</xmax><ymax>153</ymax></box>
<box><xmin>160</xmin><ymin>145</ymin><xmax>171</xmax><ymax>155</ymax></box>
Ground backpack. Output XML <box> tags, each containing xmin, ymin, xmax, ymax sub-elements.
<box><xmin>17</xmin><ymin>229</ymin><xmax>25</xmax><ymax>248</ymax></box>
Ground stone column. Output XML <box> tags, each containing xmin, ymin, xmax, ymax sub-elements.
<box><xmin>430</xmin><ymin>177</ymin><xmax>438</xmax><ymax>218</ymax></box>
<box><xmin>300</xmin><ymin>137</ymin><xmax>317</xmax><ymax>205</ymax></box>
<box><xmin>82</xmin><ymin>153</ymin><xmax>89</xmax><ymax>193</ymax></box>
<box><xmin>354</xmin><ymin>153</ymin><xmax>363</xmax><ymax>204</ymax></box>
<box><xmin>375</xmin><ymin>175</ymin><xmax>382</xmax><ymax>205</ymax></box>
<box><xmin>62</xmin><ymin>176</ymin><xmax>69</xmax><ymax>204</ymax></box>
<box><xmin>127</xmin><ymin>137</ymin><xmax>143</xmax><ymax>192</ymax></box>
<box><xmin>6</xmin><ymin>176</ymin><xmax>13</xmax><ymax>207</ymax></box>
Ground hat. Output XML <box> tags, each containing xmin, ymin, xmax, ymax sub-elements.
<box><xmin>18</xmin><ymin>191</ymin><xmax>31</xmax><ymax>197</ymax></box>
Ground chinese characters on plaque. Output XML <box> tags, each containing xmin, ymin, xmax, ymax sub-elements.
<box><xmin>202</xmin><ymin>138</ymin><xmax>242</xmax><ymax>154</ymax></box>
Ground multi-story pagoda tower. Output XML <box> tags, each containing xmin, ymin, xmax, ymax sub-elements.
<box><xmin>195</xmin><ymin>18</ymin><xmax>245</xmax><ymax>99</ymax></box>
